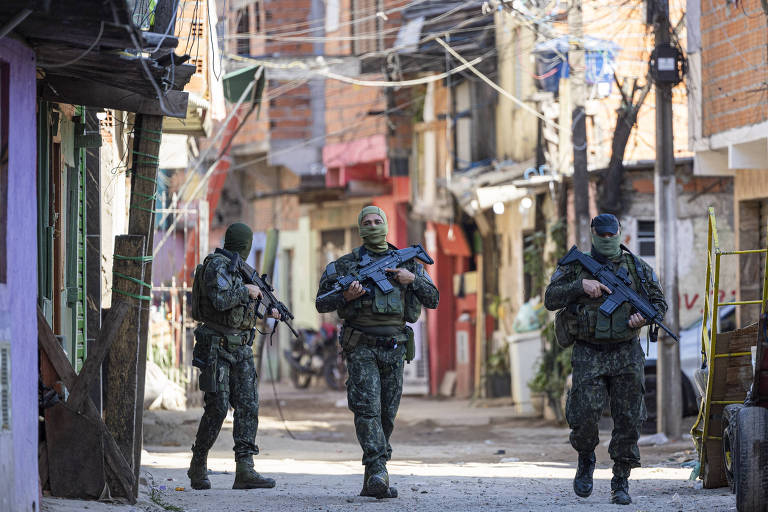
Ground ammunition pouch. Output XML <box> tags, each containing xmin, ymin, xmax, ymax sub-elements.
<box><xmin>193</xmin><ymin>326</ymin><xmax>253</xmax><ymax>392</ymax></box>
<box><xmin>405</xmin><ymin>325</ymin><xmax>415</xmax><ymax>363</ymax></box>
<box><xmin>554</xmin><ymin>309</ymin><xmax>574</xmax><ymax>348</ymax></box>
<box><xmin>193</xmin><ymin>329</ymin><xmax>219</xmax><ymax>393</ymax></box>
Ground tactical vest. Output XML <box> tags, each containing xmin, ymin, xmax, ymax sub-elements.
<box><xmin>191</xmin><ymin>253</ymin><xmax>258</xmax><ymax>332</ymax></box>
<box><xmin>335</xmin><ymin>246</ymin><xmax>422</xmax><ymax>327</ymax></box>
<box><xmin>563</xmin><ymin>252</ymin><xmax>644</xmax><ymax>343</ymax></box>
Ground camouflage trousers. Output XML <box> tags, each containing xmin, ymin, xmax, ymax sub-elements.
<box><xmin>345</xmin><ymin>343</ymin><xmax>406</xmax><ymax>469</ymax></box>
<box><xmin>193</xmin><ymin>336</ymin><xmax>260</xmax><ymax>462</ymax></box>
<box><xmin>566</xmin><ymin>339</ymin><xmax>646</xmax><ymax>468</ymax></box>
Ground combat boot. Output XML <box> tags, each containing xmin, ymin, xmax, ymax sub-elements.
<box><xmin>610</xmin><ymin>464</ymin><xmax>632</xmax><ymax>505</ymax></box>
<box><xmin>360</xmin><ymin>465</ymin><xmax>398</xmax><ymax>499</ymax></box>
<box><xmin>365</xmin><ymin>463</ymin><xmax>391</xmax><ymax>499</ymax></box>
<box><xmin>573</xmin><ymin>451</ymin><xmax>595</xmax><ymax>498</ymax></box>
<box><xmin>187</xmin><ymin>446</ymin><xmax>211</xmax><ymax>490</ymax></box>
<box><xmin>232</xmin><ymin>460</ymin><xmax>276</xmax><ymax>489</ymax></box>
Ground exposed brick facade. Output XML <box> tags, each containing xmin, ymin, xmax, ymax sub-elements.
<box><xmin>700</xmin><ymin>0</ymin><xmax>768</xmax><ymax>136</ymax></box>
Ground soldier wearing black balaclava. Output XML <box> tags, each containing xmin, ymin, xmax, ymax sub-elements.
<box><xmin>187</xmin><ymin>222</ymin><xmax>277</xmax><ymax>490</ymax></box>
<box><xmin>544</xmin><ymin>214</ymin><xmax>667</xmax><ymax>505</ymax></box>
<box><xmin>315</xmin><ymin>206</ymin><xmax>439</xmax><ymax>499</ymax></box>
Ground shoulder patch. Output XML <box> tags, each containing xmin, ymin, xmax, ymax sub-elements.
<box><xmin>216</xmin><ymin>268</ymin><xmax>232</xmax><ymax>290</ymax></box>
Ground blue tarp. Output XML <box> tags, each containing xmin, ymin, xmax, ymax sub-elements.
<box><xmin>533</xmin><ymin>36</ymin><xmax>620</xmax><ymax>94</ymax></box>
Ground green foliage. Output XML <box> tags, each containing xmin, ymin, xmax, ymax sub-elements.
<box><xmin>528</xmin><ymin>321</ymin><xmax>572</xmax><ymax>421</ymax></box>
<box><xmin>548</xmin><ymin>218</ymin><xmax>567</xmax><ymax>266</ymax></box>
<box><xmin>150</xmin><ymin>487</ymin><xmax>184</xmax><ymax>512</ymax></box>
<box><xmin>524</xmin><ymin>231</ymin><xmax>547</xmax><ymax>297</ymax></box>
<box><xmin>487</xmin><ymin>294</ymin><xmax>511</xmax><ymax>320</ymax></box>
<box><xmin>486</xmin><ymin>342</ymin><xmax>510</xmax><ymax>377</ymax></box>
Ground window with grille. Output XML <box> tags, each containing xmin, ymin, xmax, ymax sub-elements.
<box><xmin>637</xmin><ymin>220</ymin><xmax>655</xmax><ymax>257</ymax></box>
<box><xmin>0</xmin><ymin>62</ymin><xmax>7</xmax><ymax>284</ymax></box>
<box><xmin>351</xmin><ymin>0</ymin><xmax>383</xmax><ymax>55</ymax></box>
<box><xmin>236</xmin><ymin>7</ymin><xmax>250</xmax><ymax>56</ymax></box>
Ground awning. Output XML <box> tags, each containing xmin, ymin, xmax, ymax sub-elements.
<box><xmin>3</xmin><ymin>1</ymin><xmax>194</xmax><ymax>117</ymax></box>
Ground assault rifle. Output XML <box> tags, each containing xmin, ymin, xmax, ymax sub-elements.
<box><xmin>215</xmin><ymin>248</ymin><xmax>299</xmax><ymax>338</ymax></box>
<box><xmin>559</xmin><ymin>246</ymin><xmax>679</xmax><ymax>342</ymax></box>
<box><xmin>316</xmin><ymin>244</ymin><xmax>435</xmax><ymax>301</ymax></box>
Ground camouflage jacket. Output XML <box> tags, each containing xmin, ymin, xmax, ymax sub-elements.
<box><xmin>315</xmin><ymin>245</ymin><xmax>439</xmax><ymax>327</ymax></box>
<box><xmin>197</xmin><ymin>252</ymin><xmax>258</xmax><ymax>332</ymax></box>
<box><xmin>544</xmin><ymin>250</ymin><xmax>667</xmax><ymax>342</ymax></box>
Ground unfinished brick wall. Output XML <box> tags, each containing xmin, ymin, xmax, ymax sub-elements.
<box><xmin>701</xmin><ymin>0</ymin><xmax>768</xmax><ymax>136</ymax></box>
<box><xmin>325</xmin><ymin>77</ymin><xmax>387</xmax><ymax>145</ymax></box>
<box><xmin>263</xmin><ymin>0</ymin><xmax>316</xmax><ymax>56</ymax></box>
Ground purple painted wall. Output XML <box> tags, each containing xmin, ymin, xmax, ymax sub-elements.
<box><xmin>0</xmin><ymin>38</ymin><xmax>39</xmax><ymax>512</ymax></box>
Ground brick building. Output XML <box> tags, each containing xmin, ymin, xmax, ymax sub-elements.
<box><xmin>689</xmin><ymin>0</ymin><xmax>768</xmax><ymax>325</ymax></box>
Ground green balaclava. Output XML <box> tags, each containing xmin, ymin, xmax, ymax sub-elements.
<box><xmin>358</xmin><ymin>206</ymin><xmax>389</xmax><ymax>254</ymax></box>
<box><xmin>591</xmin><ymin>232</ymin><xmax>622</xmax><ymax>261</ymax></box>
<box><xmin>591</xmin><ymin>213</ymin><xmax>622</xmax><ymax>261</ymax></box>
<box><xmin>223</xmin><ymin>222</ymin><xmax>253</xmax><ymax>259</ymax></box>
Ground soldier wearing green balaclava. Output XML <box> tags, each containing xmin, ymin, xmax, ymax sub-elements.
<box><xmin>358</xmin><ymin>205</ymin><xmax>389</xmax><ymax>253</ymax></box>
<box><xmin>187</xmin><ymin>222</ymin><xmax>276</xmax><ymax>491</ymax></box>
<box><xmin>316</xmin><ymin>205</ymin><xmax>440</xmax><ymax>499</ymax></box>
<box><xmin>544</xmin><ymin>213</ymin><xmax>668</xmax><ymax>506</ymax></box>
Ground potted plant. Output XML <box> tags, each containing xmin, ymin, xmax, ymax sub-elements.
<box><xmin>528</xmin><ymin>321</ymin><xmax>572</xmax><ymax>423</ymax></box>
<box><xmin>485</xmin><ymin>343</ymin><xmax>511</xmax><ymax>398</ymax></box>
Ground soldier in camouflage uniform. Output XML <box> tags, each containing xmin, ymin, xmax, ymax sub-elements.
<box><xmin>544</xmin><ymin>214</ymin><xmax>667</xmax><ymax>505</ymax></box>
<box><xmin>315</xmin><ymin>206</ymin><xmax>439</xmax><ymax>499</ymax></box>
<box><xmin>187</xmin><ymin>222</ymin><xmax>279</xmax><ymax>491</ymax></box>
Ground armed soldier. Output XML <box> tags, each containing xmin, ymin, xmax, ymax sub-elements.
<box><xmin>187</xmin><ymin>222</ymin><xmax>279</xmax><ymax>491</ymax></box>
<box><xmin>544</xmin><ymin>214</ymin><xmax>667</xmax><ymax>505</ymax></box>
<box><xmin>315</xmin><ymin>206</ymin><xmax>439</xmax><ymax>499</ymax></box>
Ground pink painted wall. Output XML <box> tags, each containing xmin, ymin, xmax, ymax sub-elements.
<box><xmin>0</xmin><ymin>38</ymin><xmax>39</xmax><ymax>511</ymax></box>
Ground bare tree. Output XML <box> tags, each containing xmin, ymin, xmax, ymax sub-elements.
<box><xmin>598</xmin><ymin>74</ymin><xmax>652</xmax><ymax>215</ymax></box>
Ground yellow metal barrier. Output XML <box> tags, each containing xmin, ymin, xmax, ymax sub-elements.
<box><xmin>691</xmin><ymin>207</ymin><xmax>768</xmax><ymax>474</ymax></box>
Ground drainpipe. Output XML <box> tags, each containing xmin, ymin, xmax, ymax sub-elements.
<box><xmin>0</xmin><ymin>9</ymin><xmax>32</xmax><ymax>39</ymax></box>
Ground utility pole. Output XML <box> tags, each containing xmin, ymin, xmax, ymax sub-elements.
<box><xmin>569</xmin><ymin>0</ymin><xmax>590</xmax><ymax>250</ymax></box>
<box><xmin>652</xmin><ymin>0</ymin><xmax>682</xmax><ymax>438</ymax></box>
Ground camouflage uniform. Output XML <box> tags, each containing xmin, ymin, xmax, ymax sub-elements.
<box><xmin>544</xmin><ymin>250</ymin><xmax>666</xmax><ymax>469</ymax></box>
<box><xmin>315</xmin><ymin>246</ymin><xmax>439</xmax><ymax>474</ymax></box>
<box><xmin>192</xmin><ymin>252</ymin><xmax>260</xmax><ymax>462</ymax></box>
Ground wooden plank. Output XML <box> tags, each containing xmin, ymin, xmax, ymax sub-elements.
<box><xmin>66</xmin><ymin>301</ymin><xmax>130</xmax><ymax>414</ymax></box>
<box><xmin>41</xmin><ymin>77</ymin><xmax>189</xmax><ymax>118</ymax></box>
<box><xmin>37</xmin><ymin>306</ymin><xmax>136</xmax><ymax>503</ymax></box>
<box><xmin>104</xmin><ymin>235</ymin><xmax>146</xmax><ymax>498</ymax></box>
<box><xmin>46</xmin><ymin>403</ymin><xmax>105</xmax><ymax>499</ymax></box>
<box><xmin>127</xmin><ymin>113</ymin><xmax>164</xmax><ymax>497</ymax></box>
<box><xmin>85</xmin><ymin>110</ymin><xmax>103</xmax><ymax>408</ymax></box>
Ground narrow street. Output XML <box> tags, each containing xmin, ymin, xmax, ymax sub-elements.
<box><xmin>46</xmin><ymin>384</ymin><xmax>735</xmax><ymax>512</ymax></box>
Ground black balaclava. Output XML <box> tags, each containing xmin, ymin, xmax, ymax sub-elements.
<box><xmin>223</xmin><ymin>222</ymin><xmax>253</xmax><ymax>259</ymax></box>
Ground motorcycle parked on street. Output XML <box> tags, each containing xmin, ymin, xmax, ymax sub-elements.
<box><xmin>284</xmin><ymin>323</ymin><xmax>346</xmax><ymax>390</ymax></box>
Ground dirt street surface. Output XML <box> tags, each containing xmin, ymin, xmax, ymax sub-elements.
<box><xmin>43</xmin><ymin>384</ymin><xmax>736</xmax><ymax>512</ymax></box>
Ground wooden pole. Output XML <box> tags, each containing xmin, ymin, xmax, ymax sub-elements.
<box><xmin>126</xmin><ymin>112</ymin><xmax>164</xmax><ymax>496</ymax></box>
<box><xmin>104</xmin><ymin>235</ymin><xmax>146</xmax><ymax>498</ymax></box>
